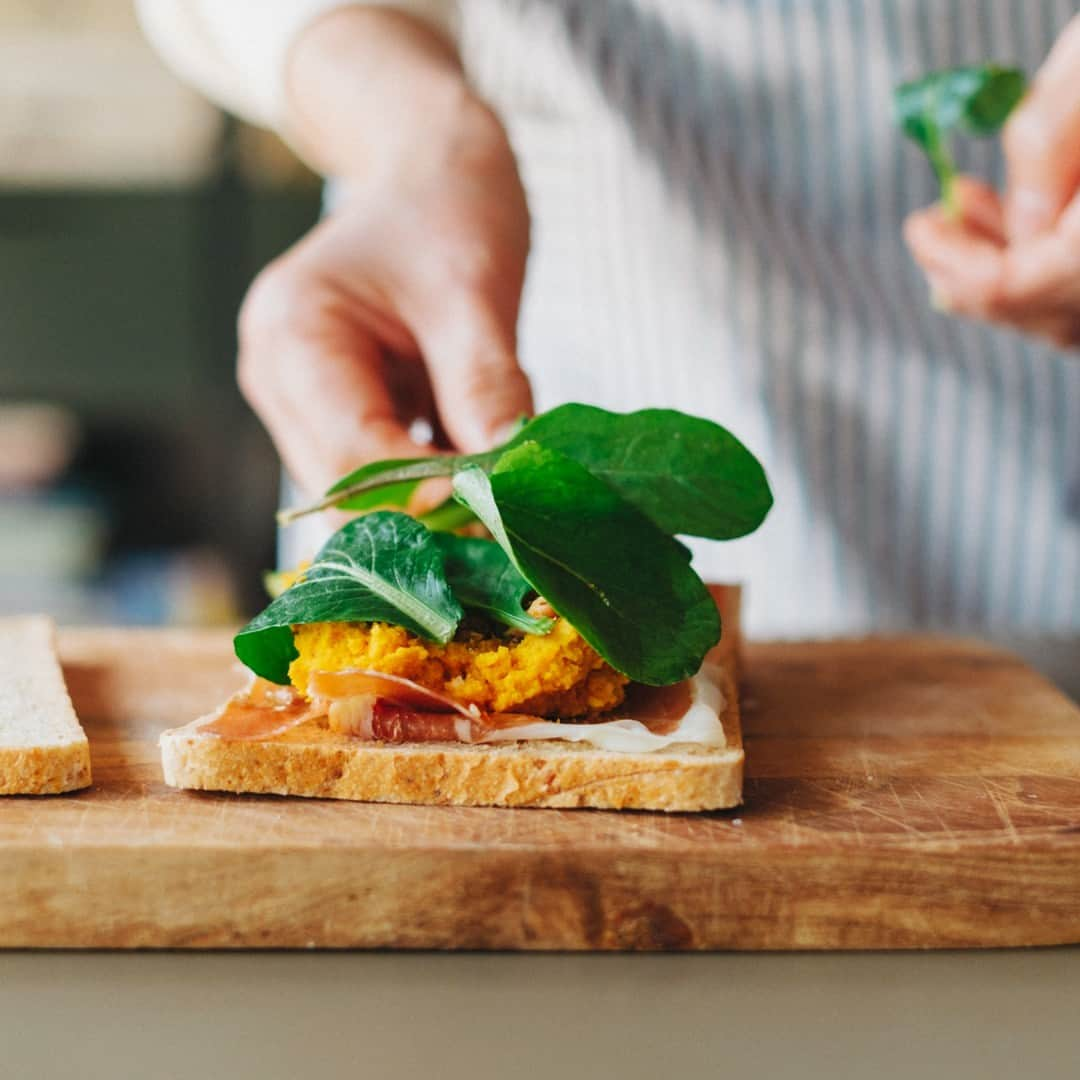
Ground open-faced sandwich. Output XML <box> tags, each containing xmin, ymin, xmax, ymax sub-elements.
<box><xmin>160</xmin><ymin>404</ymin><xmax>771</xmax><ymax>811</ymax></box>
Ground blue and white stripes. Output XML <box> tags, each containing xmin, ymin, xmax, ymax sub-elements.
<box><xmin>461</xmin><ymin>0</ymin><xmax>1080</xmax><ymax>636</ymax></box>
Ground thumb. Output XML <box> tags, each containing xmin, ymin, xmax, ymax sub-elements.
<box><xmin>1002</xmin><ymin>14</ymin><xmax>1080</xmax><ymax>241</ymax></box>
<box><xmin>416</xmin><ymin>292</ymin><xmax>534</xmax><ymax>454</ymax></box>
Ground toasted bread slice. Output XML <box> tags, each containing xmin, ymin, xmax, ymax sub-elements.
<box><xmin>160</xmin><ymin>587</ymin><xmax>742</xmax><ymax>812</ymax></box>
<box><xmin>0</xmin><ymin>616</ymin><xmax>91</xmax><ymax>794</ymax></box>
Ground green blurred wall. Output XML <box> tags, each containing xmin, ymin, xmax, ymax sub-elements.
<box><xmin>0</xmin><ymin>183</ymin><xmax>321</xmax><ymax>609</ymax></box>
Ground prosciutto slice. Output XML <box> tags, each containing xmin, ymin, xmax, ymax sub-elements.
<box><xmin>338</xmin><ymin>701</ymin><xmax>536</xmax><ymax>744</ymax></box>
<box><xmin>204</xmin><ymin>665</ymin><xmax>726</xmax><ymax>753</ymax></box>
<box><xmin>309</xmin><ymin>669</ymin><xmax>535</xmax><ymax>743</ymax></box>
<box><xmin>308</xmin><ymin>669</ymin><xmax>479</xmax><ymax>719</ymax></box>
<box><xmin>200</xmin><ymin>678</ymin><xmax>324</xmax><ymax>740</ymax></box>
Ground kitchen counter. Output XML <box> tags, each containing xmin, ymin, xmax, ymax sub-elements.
<box><xmin>3</xmin><ymin>949</ymin><xmax>1077</xmax><ymax>1079</ymax></box>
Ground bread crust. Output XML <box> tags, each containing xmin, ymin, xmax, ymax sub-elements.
<box><xmin>0</xmin><ymin>615</ymin><xmax>91</xmax><ymax>795</ymax></box>
<box><xmin>0</xmin><ymin>743</ymin><xmax>92</xmax><ymax>796</ymax></box>
<box><xmin>160</xmin><ymin>586</ymin><xmax>743</xmax><ymax>812</ymax></box>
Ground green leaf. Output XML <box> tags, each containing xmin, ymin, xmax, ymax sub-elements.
<box><xmin>336</xmin><ymin>479</ymin><xmax>422</xmax><ymax>513</ymax></box>
<box><xmin>452</xmin><ymin>443</ymin><xmax>720</xmax><ymax>686</ymax></box>
<box><xmin>294</xmin><ymin>416</ymin><xmax>534</xmax><ymax>521</ymax></box>
<box><xmin>285</xmin><ymin>404</ymin><xmax>773</xmax><ymax>541</ymax></box>
<box><xmin>894</xmin><ymin>65</ymin><xmax>1027</xmax><ymax>214</ymax></box>
<box><xmin>235</xmin><ymin>511</ymin><xmax>463</xmax><ymax>683</ymax></box>
<box><xmin>895</xmin><ymin>65</ymin><xmax>1025</xmax><ymax>141</ymax></box>
<box><xmin>507</xmin><ymin>404</ymin><xmax>772</xmax><ymax>540</ymax></box>
<box><xmin>277</xmin><ymin>455</ymin><xmax>495</xmax><ymax>524</ymax></box>
<box><xmin>433</xmin><ymin>533</ymin><xmax>553</xmax><ymax>635</ymax></box>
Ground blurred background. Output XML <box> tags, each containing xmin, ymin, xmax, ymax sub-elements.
<box><xmin>0</xmin><ymin>0</ymin><xmax>321</xmax><ymax>626</ymax></box>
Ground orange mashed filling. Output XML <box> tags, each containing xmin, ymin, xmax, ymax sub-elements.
<box><xmin>288</xmin><ymin>617</ymin><xmax>627</xmax><ymax>718</ymax></box>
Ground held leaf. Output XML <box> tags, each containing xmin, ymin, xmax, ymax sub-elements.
<box><xmin>279</xmin><ymin>404</ymin><xmax>773</xmax><ymax>543</ymax></box>
<box><xmin>506</xmin><ymin>404</ymin><xmax>773</xmax><ymax>540</ymax></box>
<box><xmin>277</xmin><ymin>454</ymin><xmax>497</xmax><ymax>524</ymax></box>
<box><xmin>434</xmin><ymin>533</ymin><xmax>554</xmax><ymax>635</ymax></box>
<box><xmin>894</xmin><ymin>65</ymin><xmax>1026</xmax><ymax>214</ymax></box>
<box><xmin>281</xmin><ymin>417</ymin><xmax>533</xmax><ymax>522</ymax></box>
<box><xmin>452</xmin><ymin>443</ymin><xmax>720</xmax><ymax>686</ymax></box>
<box><xmin>235</xmin><ymin>511</ymin><xmax>463</xmax><ymax>684</ymax></box>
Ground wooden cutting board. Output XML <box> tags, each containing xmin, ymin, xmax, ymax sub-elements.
<box><xmin>1</xmin><ymin>628</ymin><xmax>1078</xmax><ymax>950</ymax></box>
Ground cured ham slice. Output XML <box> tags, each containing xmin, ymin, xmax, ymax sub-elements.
<box><xmin>308</xmin><ymin>669</ymin><xmax>479</xmax><ymax>719</ymax></box>
<box><xmin>334</xmin><ymin>701</ymin><xmax>536</xmax><ymax>744</ymax></box>
<box><xmin>313</xmin><ymin>664</ymin><xmax>728</xmax><ymax>752</ymax></box>
<box><xmin>201</xmin><ymin>664</ymin><xmax>728</xmax><ymax>753</ymax></box>
<box><xmin>200</xmin><ymin>678</ymin><xmax>323</xmax><ymax>740</ymax></box>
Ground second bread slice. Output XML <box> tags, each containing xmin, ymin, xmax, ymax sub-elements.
<box><xmin>0</xmin><ymin>615</ymin><xmax>91</xmax><ymax>794</ymax></box>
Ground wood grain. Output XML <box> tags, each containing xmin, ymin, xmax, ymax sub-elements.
<box><xmin>0</xmin><ymin>628</ymin><xmax>1077</xmax><ymax>950</ymax></box>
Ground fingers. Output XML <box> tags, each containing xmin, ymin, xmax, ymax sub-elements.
<box><xmin>950</xmin><ymin>176</ymin><xmax>1006</xmax><ymax>243</ymax></box>
<box><xmin>904</xmin><ymin>20</ymin><xmax>1080</xmax><ymax>352</ymax></box>
<box><xmin>413</xmin><ymin>291</ymin><xmax>534</xmax><ymax>454</ymax></box>
<box><xmin>1008</xmin><ymin>311</ymin><xmax>1080</xmax><ymax>350</ymax></box>
<box><xmin>406</xmin><ymin>476</ymin><xmax>453</xmax><ymax>515</ymax></box>
<box><xmin>1003</xmin><ymin>13</ymin><xmax>1080</xmax><ymax>241</ymax></box>
<box><xmin>904</xmin><ymin>202</ymin><xmax>1003</xmax><ymax>316</ymax></box>
<box><xmin>904</xmin><ymin>176</ymin><xmax>1005</xmax><ymax>264</ymax></box>
<box><xmin>904</xmin><ymin>189</ymin><xmax>1080</xmax><ymax>347</ymax></box>
<box><xmin>238</xmin><ymin>259</ymin><xmax>432</xmax><ymax>499</ymax></box>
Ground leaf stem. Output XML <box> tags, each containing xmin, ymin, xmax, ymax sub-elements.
<box><xmin>277</xmin><ymin>498</ymin><xmax>339</xmax><ymax>526</ymax></box>
<box><xmin>277</xmin><ymin>456</ymin><xmax>486</xmax><ymax>525</ymax></box>
<box><xmin>925</xmin><ymin>125</ymin><xmax>959</xmax><ymax>219</ymax></box>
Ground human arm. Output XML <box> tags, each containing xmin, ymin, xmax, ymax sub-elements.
<box><xmin>139</xmin><ymin>2</ymin><xmax>533</xmax><ymax>496</ymax></box>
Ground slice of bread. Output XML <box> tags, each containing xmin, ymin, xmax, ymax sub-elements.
<box><xmin>160</xmin><ymin>586</ymin><xmax>743</xmax><ymax>812</ymax></box>
<box><xmin>0</xmin><ymin>615</ymin><xmax>91</xmax><ymax>794</ymax></box>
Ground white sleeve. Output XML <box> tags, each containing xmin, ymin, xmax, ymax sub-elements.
<box><xmin>135</xmin><ymin>0</ymin><xmax>459</xmax><ymax>130</ymax></box>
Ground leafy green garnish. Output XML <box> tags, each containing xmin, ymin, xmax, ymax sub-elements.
<box><xmin>278</xmin><ymin>455</ymin><xmax>491</xmax><ymax>523</ymax></box>
<box><xmin>513</xmin><ymin>405</ymin><xmax>771</xmax><ymax>539</ymax></box>
<box><xmin>894</xmin><ymin>65</ymin><xmax>1026</xmax><ymax>215</ymax></box>
<box><xmin>452</xmin><ymin>443</ymin><xmax>720</xmax><ymax>685</ymax></box>
<box><xmin>280</xmin><ymin>404</ymin><xmax>772</xmax><ymax>540</ymax></box>
<box><xmin>246</xmin><ymin>404</ymin><xmax>772</xmax><ymax>689</ymax></box>
<box><xmin>433</xmin><ymin>533</ymin><xmax>553</xmax><ymax>635</ymax></box>
<box><xmin>235</xmin><ymin>511</ymin><xmax>463</xmax><ymax>683</ymax></box>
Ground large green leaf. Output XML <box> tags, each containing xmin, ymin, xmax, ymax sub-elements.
<box><xmin>452</xmin><ymin>443</ymin><xmax>720</xmax><ymax>685</ymax></box>
<box><xmin>284</xmin><ymin>404</ymin><xmax>772</xmax><ymax>541</ymax></box>
<box><xmin>434</xmin><ymin>533</ymin><xmax>553</xmax><ymax>635</ymax></box>
<box><xmin>234</xmin><ymin>511</ymin><xmax>463</xmax><ymax>683</ymax></box>
<box><xmin>507</xmin><ymin>404</ymin><xmax>772</xmax><ymax>540</ymax></box>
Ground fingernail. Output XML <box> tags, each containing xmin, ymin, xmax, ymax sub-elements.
<box><xmin>1007</xmin><ymin>188</ymin><xmax>1053</xmax><ymax>242</ymax></box>
<box><xmin>491</xmin><ymin>417</ymin><xmax>528</xmax><ymax>446</ymax></box>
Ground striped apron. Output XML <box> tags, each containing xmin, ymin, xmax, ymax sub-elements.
<box><xmin>303</xmin><ymin>0</ymin><xmax>1080</xmax><ymax>640</ymax></box>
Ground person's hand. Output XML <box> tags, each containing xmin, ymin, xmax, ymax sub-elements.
<box><xmin>904</xmin><ymin>15</ymin><xmax>1080</xmax><ymax>349</ymax></box>
<box><xmin>237</xmin><ymin>9</ymin><xmax>533</xmax><ymax>499</ymax></box>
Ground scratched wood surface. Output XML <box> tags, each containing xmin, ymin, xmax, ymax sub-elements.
<box><xmin>1</xmin><ymin>628</ymin><xmax>1078</xmax><ymax>950</ymax></box>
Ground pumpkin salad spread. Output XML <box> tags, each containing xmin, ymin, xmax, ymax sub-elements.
<box><xmin>277</xmin><ymin>563</ymin><xmax>628</xmax><ymax>719</ymax></box>
<box><xmin>289</xmin><ymin>612</ymin><xmax>628</xmax><ymax>719</ymax></box>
